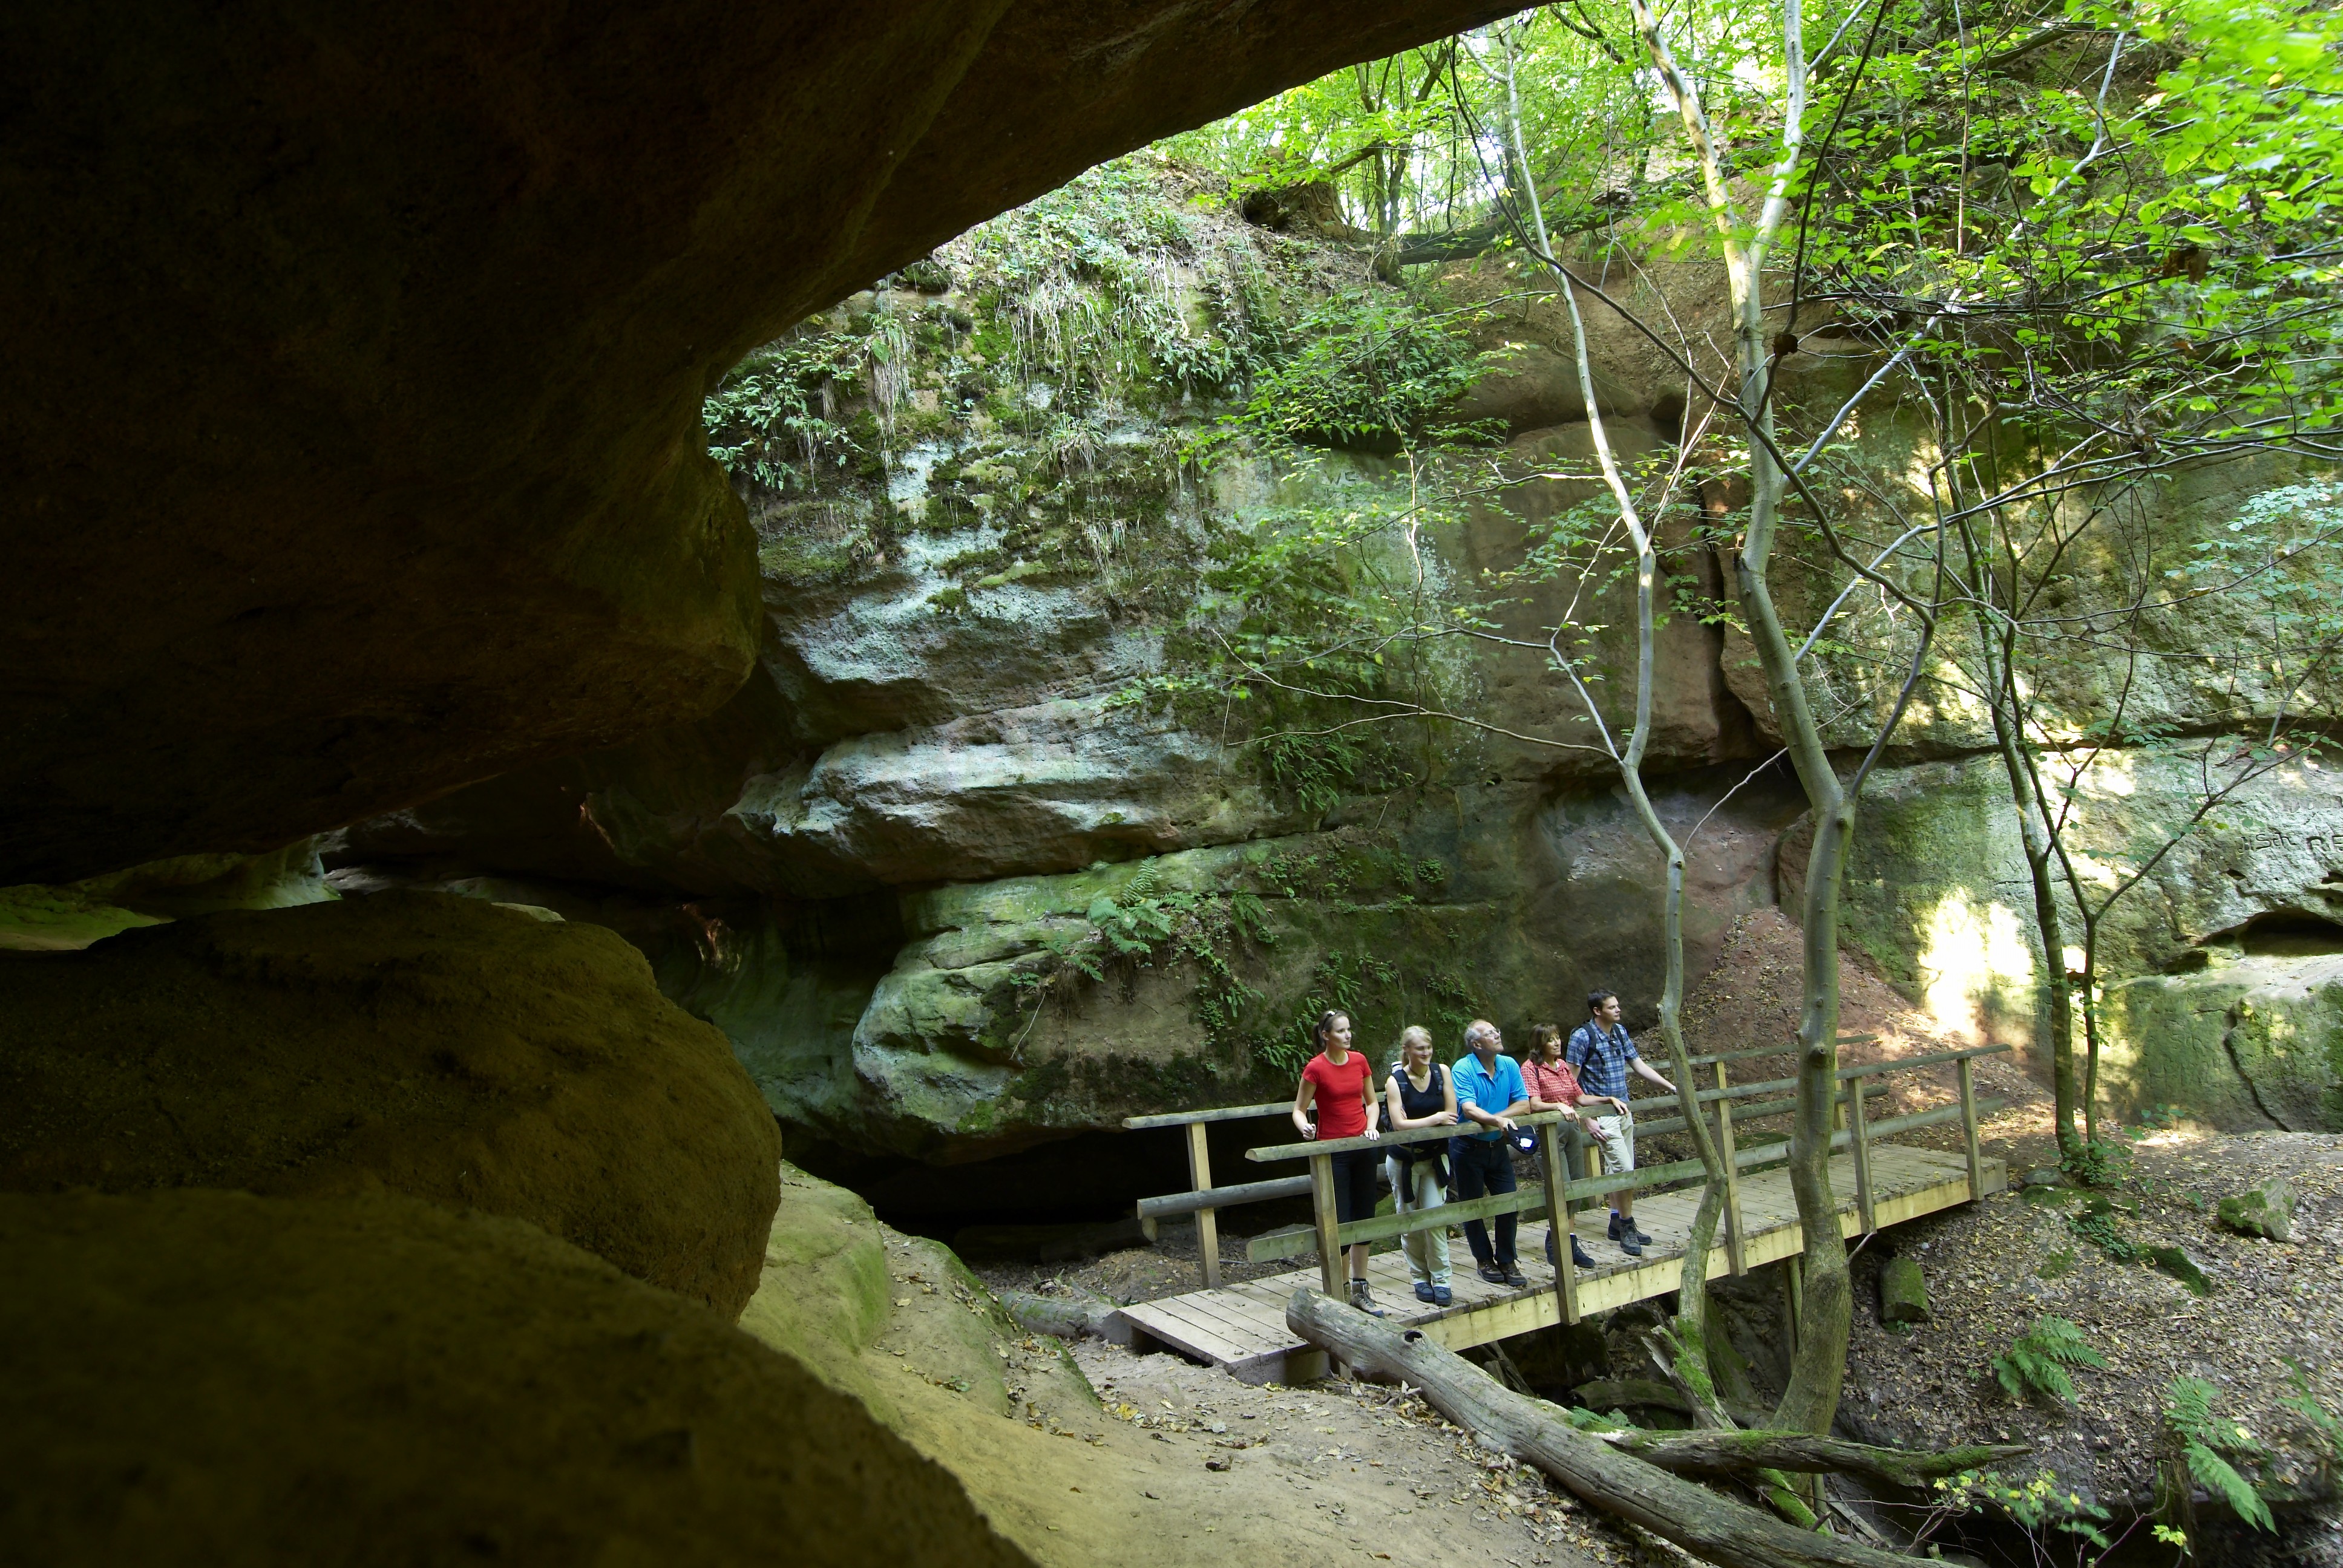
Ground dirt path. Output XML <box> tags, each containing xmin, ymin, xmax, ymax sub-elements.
<box><xmin>1055</xmin><ymin>1336</ymin><xmax>1651</xmax><ymax>1568</ymax></box>
<box><xmin>837</xmin><ymin>1201</ymin><xmax>1633</xmax><ymax>1568</ymax></box>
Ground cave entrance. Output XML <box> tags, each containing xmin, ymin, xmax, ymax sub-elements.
<box><xmin>2205</xmin><ymin>909</ymin><xmax>2343</xmax><ymax>957</ymax></box>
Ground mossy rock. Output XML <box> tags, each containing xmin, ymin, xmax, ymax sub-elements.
<box><xmin>2217</xmin><ymin>1177</ymin><xmax>2298</xmax><ymax>1242</ymax></box>
<box><xmin>0</xmin><ymin>891</ymin><xmax>782</xmax><ymax>1317</ymax></box>
<box><xmin>0</xmin><ymin>1188</ymin><xmax>1027</xmax><ymax>1568</ymax></box>
<box><xmin>1879</xmin><ymin>1256</ymin><xmax>1931</xmax><ymax>1324</ymax></box>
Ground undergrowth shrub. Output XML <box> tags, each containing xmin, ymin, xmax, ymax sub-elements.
<box><xmin>2164</xmin><ymin>1376</ymin><xmax>2274</xmax><ymax>1531</ymax></box>
<box><xmin>1991</xmin><ymin>1316</ymin><xmax>2106</xmax><ymax>1404</ymax></box>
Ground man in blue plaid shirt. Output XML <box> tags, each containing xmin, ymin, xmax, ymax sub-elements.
<box><xmin>1566</xmin><ymin>990</ymin><xmax>1677</xmax><ymax>1256</ymax></box>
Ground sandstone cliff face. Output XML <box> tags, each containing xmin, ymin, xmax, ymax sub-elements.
<box><xmin>319</xmin><ymin>162</ymin><xmax>2341</xmax><ymax>1161</ymax></box>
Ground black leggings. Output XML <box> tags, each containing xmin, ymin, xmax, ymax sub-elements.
<box><xmin>1330</xmin><ymin>1147</ymin><xmax>1382</xmax><ymax>1225</ymax></box>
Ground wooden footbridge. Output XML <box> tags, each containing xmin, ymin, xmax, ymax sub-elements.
<box><xmin>1116</xmin><ymin>1044</ymin><xmax>2010</xmax><ymax>1385</ymax></box>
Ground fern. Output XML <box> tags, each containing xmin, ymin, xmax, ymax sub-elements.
<box><xmin>1991</xmin><ymin>1317</ymin><xmax>2106</xmax><ymax>1404</ymax></box>
<box><xmin>2165</xmin><ymin>1377</ymin><xmax>2275</xmax><ymax>1532</ymax></box>
<box><xmin>2067</xmin><ymin>1198</ymin><xmax>2141</xmax><ymax>1261</ymax></box>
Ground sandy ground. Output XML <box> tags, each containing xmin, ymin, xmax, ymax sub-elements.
<box><xmin>871</xmin><ymin>1220</ymin><xmax>1649</xmax><ymax>1568</ymax></box>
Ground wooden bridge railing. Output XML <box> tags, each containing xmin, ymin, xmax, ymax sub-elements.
<box><xmin>1113</xmin><ymin>1045</ymin><xmax>1785</xmax><ymax>1287</ymax></box>
<box><xmin>1120</xmin><ymin>1041</ymin><xmax>2009</xmax><ymax>1298</ymax></box>
<box><xmin>1237</xmin><ymin>1040</ymin><xmax>2011</xmax><ymax>1321</ymax></box>
<box><xmin>1119</xmin><ymin>1101</ymin><xmax>1293</xmax><ymax>1286</ymax></box>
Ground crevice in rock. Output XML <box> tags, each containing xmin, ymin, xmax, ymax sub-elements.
<box><xmin>2217</xmin><ymin>1003</ymin><xmax>2297</xmax><ymax>1131</ymax></box>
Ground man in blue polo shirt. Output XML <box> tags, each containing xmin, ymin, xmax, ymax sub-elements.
<box><xmin>1450</xmin><ymin>1019</ymin><xmax>1533</xmax><ymax>1287</ymax></box>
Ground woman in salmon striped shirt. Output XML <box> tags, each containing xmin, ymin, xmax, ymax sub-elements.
<box><xmin>1523</xmin><ymin>1022</ymin><xmax>1611</xmax><ymax>1269</ymax></box>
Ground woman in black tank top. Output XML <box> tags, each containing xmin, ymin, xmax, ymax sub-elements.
<box><xmin>1382</xmin><ymin>1025</ymin><xmax>1458</xmax><ymax>1306</ymax></box>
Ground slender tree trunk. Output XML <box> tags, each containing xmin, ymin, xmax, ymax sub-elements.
<box><xmin>1550</xmin><ymin>264</ymin><xmax>1735</xmax><ymax>1431</ymax></box>
<box><xmin>1623</xmin><ymin>0</ymin><xmax>1853</xmax><ymax>1436</ymax></box>
<box><xmin>1953</xmin><ymin>515</ymin><xmax>2082</xmax><ymax>1158</ymax></box>
<box><xmin>2079</xmin><ymin>932</ymin><xmax>2103</xmax><ymax>1145</ymax></box>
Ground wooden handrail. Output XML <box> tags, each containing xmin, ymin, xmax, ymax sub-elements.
<box><xmin>1248</xmin><ymin>1096</ymin><xmax>2006</xmax><ymax>1263</ymax></box>
<box><xmin>1693</xmin><ymin>1074</ymin><xmax>1798</xmax><ymax>1103</ymax></box>
<box><xmin>1250</xmin><ymin>1183</ymin><xmax>1561</xmax><ymax>1261</ymax></box>
<box><xmin>1121</xmin><ymin>1101</ymin><xmax>1289</xmax><ymax>1130</ymax></box>
<box><xmin>1136</xmin><ymin>1174</ymin><xmax>1311</xmax><ymax>1221</ymax></box>
<box><xmin>1683</xmin><ymin>1044</ymin><xmax>1797</xmax><ymax>1067</ymax></box>
<box><xmin>1244</xmin><ymin>1109</ymin><xmax>1572</xmax><ymax>1163</ymax></box>
<box><xmin>1835</xmin><ymin>1043</ymin><xmax>2010</xmax><ymax>1079</ymax></box>
<box><xmin>1133</xmin><ymin>1039</ymin><xmax>2011</xmax><ymax>1287</ymax></box>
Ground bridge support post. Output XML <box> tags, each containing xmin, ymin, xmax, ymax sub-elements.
<box><xmin>1187</xmin><ymin>1123</ymin><xmax>1221</xmax><ymax>1287</ymax></box>
<box><xmin>1957</xmin><ymin>1056</ymin><xmax>1984</xmax><ymax>1201</ymax></box>
<box><xmin>1714</xmin><ymin>1061</ymin><xmax>1745</xmax><ymax>1276</ymax></box>
<box><xmin>1849</xmin><ymin>1079</ymin><xmax>1876</xmax><ymax>1235</ymax></box>
<box><xmin>1309</xmin><ymin>1152</ymin><xmax>1342</xmax><ymax>1297</ymax></box>
<box><xmin>1538</xmin><ymin>1128</ymin><xmax>1579</xmax><ymax>1324</ymax></box>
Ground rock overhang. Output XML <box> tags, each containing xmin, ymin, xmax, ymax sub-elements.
<box><xmin>0</xmin><ymin>0</ymin><xmax>1528</xmax><ymax>886</ymax></box>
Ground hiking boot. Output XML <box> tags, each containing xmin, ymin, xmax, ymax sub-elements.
<box><xmin>1571</xmin><ymin>1235</ymin><xmax>1597</xmax><ymax>1269</ymax></box>
<box><xmin>1476</xmin><ymin>1264</ymin><xmax>1509</xmax><ymax>1286</ymax></box>
<box><xmin>1500</xmin><ymin>1263</ymin><xmax>1528</xmax><ymax>1289</ymax></box>
<box><xmin>1607</xmin><ymin>1210</ymin><xmax>1624</xmax><ymax>1241</ymax></box>
<box><xmin>1431</xmin><ymin>1284</ymin><xmax>1453</xmax><ymax>1306</ymax></box>
<box><xmin>1619</xmin><ymin>1233</ymin><xmax>1644</xmax><ymax>1258</ymax></box>
<box><xmin>1349</xmin><ymin>1280</ymin><xmax>1386</xmax><ymax>1318</ymax></box>
<box><xmin>1624</xmin><ymin>1220</ymin><xmax>1653</xmax><ymax>1246</ymax></box>
<box><xmin>1413</xmin><ymin>1281</ymin><xmax>1437</xmax><ymax>1305</ymax></box>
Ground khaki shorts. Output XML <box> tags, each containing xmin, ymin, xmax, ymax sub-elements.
<box><xmin>1585</xmin><ymin>1109</ymin><xmax>1635</xmax><ymax>1175</ymax></box>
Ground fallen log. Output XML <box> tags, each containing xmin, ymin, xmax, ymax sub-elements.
<box><xmin>998</xmin><ymin>1289</ymin><xmax>1122</xmax><ymax>1342</ymax></box>
<box><xmin>1596</xmin><ymin>1429</ymin><xmax>2030</xmax><ymax>1492</ymax></box>
<box><xmin>1289</xmin><ymin>1289</ymin><xmax>1942</xmax><ymax>1568</ymax></box>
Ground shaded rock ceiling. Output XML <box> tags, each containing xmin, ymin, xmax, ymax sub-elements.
<box><xmin>0</xmin><ymin>0</ymin><xmax>1517</xmax><ymax>887</ymax></box>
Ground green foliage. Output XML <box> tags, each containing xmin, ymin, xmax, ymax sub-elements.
<box><xmin>703</xmin><ymin>313</ymin><xmax>914</xmax><ymax>494</ymax></box>
<box><xmin>1991</xmin><ymin>1316</ymin><xmax>2107</xmax><ymax>1404</ymax></box>
<box><xmin>1137</xmin><ymin>479</ymin><xmax>1477</xmax><ymax>810</ymax></box>
<box><xmin>2164</xmin><ymin>1376</ymin><xmax>2275</xmax><ymax>1531</ymax></box>
<box><xmin>1162</xmin><ymin>22</ymin><xmax>1661</xmax><ymax>243</ymax></box>
<box><xmin>2067</xmin><ymin>1193</ymin><xmax>2142</xmax><ymax>1261</ymax></box>
<box><xmin>2146</xmin><ymin>1244</ymin><xmax>2212</xmax><ymax>1298</ymax></box>
<box><xmin>965</xmin><ymin>160</ymin><xmax>1282</xmax><ymax>411</ymax></box>
<box><xmin>2281</xmin><ymin>1360</ymin><xmax>2343</xmax><ymax>1485</ymax></box>
<box><xmin>1936</xmin><ymin>1469</ymin><xmax>2115</xmax><ymax>1551</ymax></box>
<box><xmin>1003</xmin><ymin>841</ymin><xmax>1483</xmax><ymax>1083</ymax></box>
<box><xmin>2060</xmin><ymin>1137</ymin><xmax>2126</xmax><ymax>1187</ymax></box>
<box><xmin>1008</xmin><ymin>862</ymin><xmax>1268</xmax><ymax>1067</ymax></box>
<box><xmin>2060</xmin><ymin>1194</ymin><xmax>2211</xmax><ymax>1293</ymax></box>
<box><xmin>1213</xmin><ymin>290</ymin><xmax>1496</xmax><ymax>455</ymax></box>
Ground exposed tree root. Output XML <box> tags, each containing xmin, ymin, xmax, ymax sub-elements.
<box><xmin>1594</xmin><ymin>1429</ymin><xmax>2028</xmax><ymax>1491</ymax></box>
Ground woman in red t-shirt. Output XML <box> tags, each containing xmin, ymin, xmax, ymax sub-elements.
<box><xmin>1293</xmin><ymin>1009</ymin><xmax>1384</xmax><ymax>1316</ymax></box>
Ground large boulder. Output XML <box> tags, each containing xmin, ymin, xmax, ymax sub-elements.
<box><xmin>2106</xmin><ymin>957</ymin><xmax>2343</xmax><ymax>1131</ymax></box>
<box><xmin>0</xmin><ymin>837</ymin><xmax>338</xmax><ymax>953</ymax></box>
<box><xmin>0</xmin><ymin>1187</ymin><xmax>1029</xmax><ymax>1567</ymax></box>
<box><xmin>808</xmin><ymin>771</ymin><xmax>1797</xmax><ymax>1158</ymax></box>
<box><xmin>0</xmin><ymin>891</ymin><xmax>782</xmax><ymax>1315</ymax></box>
